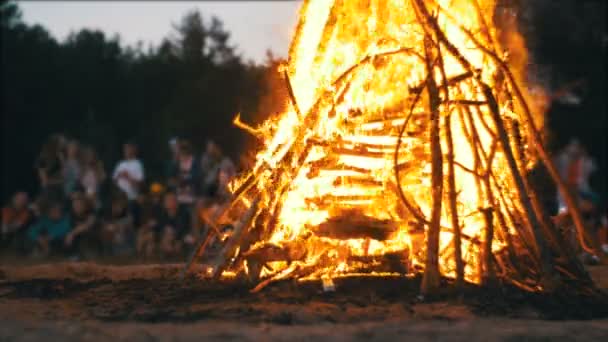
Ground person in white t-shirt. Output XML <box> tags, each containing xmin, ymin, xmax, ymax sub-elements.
<box><xmin>112</xmin><ymin>142</ymin><xmax>144</xmax><ymax>201</ymax></box>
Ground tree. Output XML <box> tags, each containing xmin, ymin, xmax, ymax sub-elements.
<box><xmin>207</xmin><ymin>16</ymin><xmax>239</xmax><ymax>65</ymax></box>
<box><xmin>1</xmin><ymin>2</ymin><xmax>61</xmax><ymax>199</ymax></box>
<box><xmin>0</xmin><ymin>0</ymin><xmax>21</xmax><ymax>30</ymax></box>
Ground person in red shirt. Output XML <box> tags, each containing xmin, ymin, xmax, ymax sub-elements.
<box><xmin>1</xmin><ymin>191</ymin><xmax>33</xmax><ymax>253</ymax></box>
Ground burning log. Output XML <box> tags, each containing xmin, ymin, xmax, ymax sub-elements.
<box><xmin>447</xmin><ymin>99</ymin><xmax>488</xmax><ymax>106</ymax></box>
<box><xmin>284</xmin><ymin>70</ymin><xmax>303</xmax><ymax>118</ymax></box>
<box><xmin>250</xmin><ymin>263</ymin><xmax>300</xmax><ymax>293</ymax></box>
<box><xmin>251</xmin><ymin>252</ymin><xmax>338</xmax><ymax>293</ymax></box>
<box><xmin>307</xmin><ymin>195</ymin><xmax>379</xmax><ymax>207</ymax></box>
<box><xmin>244</xmin><ymin>242</ymin><xmax>307</xmax><ymax>264</ymax></box>
<box><xmin>181</xmin><ymin>228</ymin><xmax>216</xmax><ymax>280</ymax></box>
<box><xmin>332</xmin><ymin>177</ymin><xmax>384</xmax><ymax>188</ymax></box>
<box><xmin>348</xmin><ymin>250</ymin><xmax>410</xmax><ymax>274</ymax></box>
<box><xmin>331</xmin><ymin>146</ymin><xmax>413</xmax><ymax>159</ymax></box>
<box><xmin>310</xmin><ymin>211</ymin><xmax>399</xmax><ymax>241</ymax></box>
<box><xmin>208</xmin><ymin>196</ymin><xmax>261</xmax><ymax>279</ymax></box>
<box><xmin>307</xmin><ymin>165</ymin><xmax>368</xmax><ymax>177</ymax></box>
<box><xmin>337</xmin><ymin>138</ymin><xmax>400</xmax><ymax>150</ymax></box>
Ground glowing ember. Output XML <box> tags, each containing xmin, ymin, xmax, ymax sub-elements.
<box><xmin>185</xmin><ymin>0</ymin><xmax>596</xmax><ymax>294</ymax></box>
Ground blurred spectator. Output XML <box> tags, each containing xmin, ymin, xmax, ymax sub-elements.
<box><xmin>200</xmin><ymin>140</ymin><xmax>223</xmax><ymax>198</ymax></box>
<box><xmin>570</xmin><ymin>145</ymin><xmax>599</xmax><ymax>208</ymax></box>
<box><xmin>556</xmin><ymin>140</ymin><xmax>599</xmax><ymax>211</ymax></box>
<box><xmin>172</xmin><ymin>140</ymin><xmax>202</xmax><ymax>238</ymax></box>
<box><xmin>35</xmin><ymin>134</ymin><xmax>67</xmax><ymax>205</ymax></box>
<box><xmin>112</xmin><ymin>141</ymin><xmax>144</xmax><ymax>201</ymax></box>
<box><xmin>80</xmin><ymin>145</ymin><xmax>106</xmax><ymax>211</ymax></box>
<box><xmin>602</xmin><ymin>208</ymin><xmax>608</xmax><ymax>254</ymax></box>
<box><xmin>555</xmin><ymin>139</ymin><xmax>578</xmax><ymax>186</ymax></box>
<box><xmin>556</xmin><ymin>139</ymin><xmax>599</xmax><ymax>212</ymax></box>
<box><xmin>27</xmin><ymin>201</ymin><xmax>71</xmax><ymax>257</ymax></box>
<box><xmin>194</xmin><ymin>158</ymin><xmax>235</xmax><ymax>254</ymax></box>
<box><xmin>136</xmin><ymin>183</ymin><xmax>165</xmax><ymax>259</ymax></box>
<box><xmin>216</xmin><ymin>157</ymin><xmax>236</xmax><ymax>204</ymax></box>
<box><xmin>194</xmin><ymin>142</ymin><xmax>236</xmax><ymax>239</ymax></box>
<box><xmin>100</xmin><ymin>193</ymin><xmax>134</xmax><ymax>257</ymax></box>
<box><xmin>1</xmin><ymin>191</ymin><xmax>33</xmax><ymax>253</ymax></box>
<box><xmin>173</xmin><ymin>140</ymin><xmax>201</xmax><ymax>209</ymax></box>
<box><xmin>112</xmin><ymin>141</ymin><xmax>144</xmax><ymax>226</ymax></box>
<box><xmin>63</xmin><ymin>140</ymin><xmax>82</xmax><ymax>197</ymax></box>
<box><xmin>166</xmin><ymin>137</ymin><xmax>180</xmax><ymax>189</ymax></box>
<box><xmin>6</xmin><ymin>133</ymin><xmax>247</xmax><ymax>262</ymax></box>
<box><xmin>158</xmin><ymin>192</ymin><xmax>191</xmax><ymax>258</ymax></box>
<box><xmin>555</xmin><ymin>139</ymin><xmax>606</xmax><ymax>261</ymax></box>
<box><xmin>64</xmin><ymin>192</ymin><xmax>98</xmax><ymax>259</ymax></box>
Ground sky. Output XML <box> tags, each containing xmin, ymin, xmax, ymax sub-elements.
<box><xmin>18</xmin><ymin>1</ymin><xmax>303</xmax><ymax>64</ymax></box>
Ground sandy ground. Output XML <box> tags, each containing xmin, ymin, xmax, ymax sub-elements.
<box><xmin>0</xmin><ymin>262</ymin><xmax>607</xmax><ymax>341</ymax></box>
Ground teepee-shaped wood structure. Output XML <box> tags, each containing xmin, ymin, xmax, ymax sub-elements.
<box><xmin>184</xmin><ymin>0</ymin><xmax>599</xmax><ymax>295</ymax></box>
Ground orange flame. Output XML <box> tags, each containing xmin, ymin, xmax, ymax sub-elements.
<box><xmin>226</xmin><ymin>0</ymin><xmax>545</xmax><ymax>285</ymax></box>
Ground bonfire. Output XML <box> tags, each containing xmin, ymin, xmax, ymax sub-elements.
<box><xmin>184</xmin><ymin>0</ymin><xmax>599</xmax><ymax>295</ymax></box>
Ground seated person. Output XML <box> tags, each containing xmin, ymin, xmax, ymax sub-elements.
<box><xmin>100</xmin><ymin>193</ymin><xmax>134</xmax><ymax>257</ymax></box>
<box><xmin>136</xmin><ymin>183</ymin><xmax>164</xmax><ymax>259</ymax></box>
<box><xmin>191</xmin><ymin>161</ymin><xmax>236</xmax><ymax>243</ymax></box>
<box><xmin>158</xmin><ymin>192</ymin><xmax>192</xmax><ymax>258</ymax></box>
<box><xmin>64</xmin><ymin>192</ymin><xmax>98</xmax><ymax>259</ymax></box>
<box><xmin>1</xmin><ymin>191</ymin><xmax>33</xmax><ymax>253</ymax></box>
<box><xmin>216</xmin><ymin>161</ymin><xmax>235</xmax><ymax>205</ymax></box>
<box><xmin>196</xmin><ymin>196</ymin><xmax>235</xmax><ymax>256</ymax></box>
<box><xmin>173</xmin><ymin>140</ymin><xmax>201</xmax><ymax>209</ymax></box>
<box><xmin>27</xmin><ymin>202</ymin><xmax>71</xmax><ymax>257</ymax></box>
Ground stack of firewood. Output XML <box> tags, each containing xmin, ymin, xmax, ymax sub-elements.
<box><xmin>182</xmin><ymin>0</ymin><xmax>599</xmax><ymax>296</ymax></box>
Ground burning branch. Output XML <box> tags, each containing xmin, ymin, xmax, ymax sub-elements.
<box><xmin>444</xmin><ymin>112</ymin><xmax>464</xmax><ymax>288</ymax></box>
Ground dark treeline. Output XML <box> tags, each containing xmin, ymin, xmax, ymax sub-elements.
<box><xmin>1</xmin><ymin>0</ymin><xmax>606</xmax><ymax>202</ymax></box>
<box><xmin>1</xmin><ymin>1</ymin><xmax>272</xmax><ymax>201</ymax></box>
<box><xmin>516</xmin><ymin>0</ymin><xmax>606</xmax><ymax>197</ymax></box>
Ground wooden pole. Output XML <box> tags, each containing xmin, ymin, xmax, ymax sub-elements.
<box><xmin>480</xmin><ymin>207</ymin><xmax>496</xmax><ymax>285</ymax></box>
<box><xmin>444</xmin><ymin>113</ymin><xmax>465</xmax><ymax>289</ymax></box>
<box><xmin>435</xmin><ymin>32</ymin><xmax>465</xmax><ymax>290</ymax></box>
<box><xmin>421</xmin><ymin>35</ymin><xmax>443</xmax><ymax>295</ymax></box>
<box><xmin>210</xmin><ymin>196</ymin><xmax>261</xmax><ymax>279</ymax></box>
<box><xmin>483</xmin><ymin>86</ymin><xmax>557</xmax><ymax>289</ymax></box>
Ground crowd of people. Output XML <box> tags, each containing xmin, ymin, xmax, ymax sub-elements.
<box><xmin>1</xmin><ymin>134</ymin><xmax>236</xmax><ymax>261</ymax></box>
<box><xmin>1</xmin><ymin>134</ymin><xmax>607</xmax><ymax>264</ymax></box>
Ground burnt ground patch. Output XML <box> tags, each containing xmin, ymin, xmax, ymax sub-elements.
<box><xmin>1</xmin><ymin>271</ymin><xmax>607</xmax><ymax>324</ymax></box>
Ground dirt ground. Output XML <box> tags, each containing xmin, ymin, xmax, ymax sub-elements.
<box><xmin>1</xmin><ymin>262</ymin><xmax>607</xmax><ymax>341</ymax></box>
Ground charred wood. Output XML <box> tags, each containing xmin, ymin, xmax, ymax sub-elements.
<box><xmin>311</xmin><ymin>211</ymin><xmax>399</xmax><ymax>241</ymax></box>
